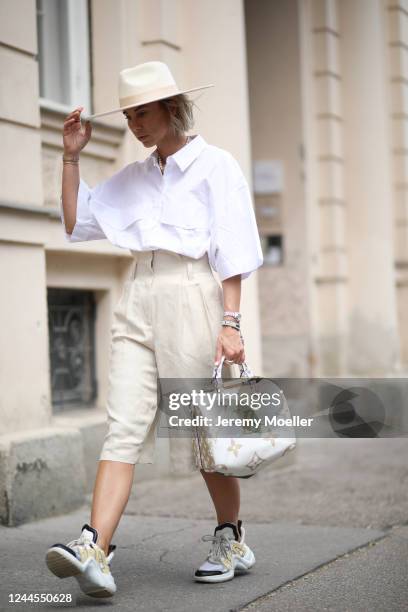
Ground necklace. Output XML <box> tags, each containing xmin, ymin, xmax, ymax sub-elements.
<box><xmin>157</xmin><ymin>136</ymin><xmax>191</xmax><ymax>174</ymax></box>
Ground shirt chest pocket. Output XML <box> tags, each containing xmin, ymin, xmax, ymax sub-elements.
<box><xmin>90</xmin><ymin>197</ymin><xmax>148</xmax><ymax>230</ymax></box>
<box><xmin>159</xmin><ymin>190</ymin><xmax>210</xmax><ymax>230</ymax></box>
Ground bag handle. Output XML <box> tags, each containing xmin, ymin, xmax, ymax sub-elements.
<box><xmin>212</xmin><ymin>355</ymin><xmax>254</xmax><ymax>383</ymax></box>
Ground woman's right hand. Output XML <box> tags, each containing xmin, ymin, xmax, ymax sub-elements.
<box><xmin>63</xmin><ymin>106</ymin><xmax>92</xmax><ymax>156</ymax></box>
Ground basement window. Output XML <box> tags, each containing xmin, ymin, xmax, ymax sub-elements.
<box><xmin>48</xmin><ymin>288</ymin><xmax>97</xmax><ymax>411</ymax></box>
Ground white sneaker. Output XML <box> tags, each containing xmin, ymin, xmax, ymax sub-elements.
<box><xmin>194</xmin><ymin>519</ymin><xmax>256</xmax><ymax>583</ymax></box>
<box><xmin>45</xmin><ymin>524</ymin><xmax>117</xmax><ymax>598</ymax></box>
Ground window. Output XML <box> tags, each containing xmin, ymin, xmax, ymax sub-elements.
<box><xmin>48</xmin><ymin>288</ymin><xmax>97</xmax><ymax>411</ymax></box>
<box><xmin>36</xmin><ymin>0</ymin><xmax>92</xmax><ymax>112</ymax></box>
<box><xmin>263</xmin><ymin>234</ymin><xmax>284</xmax><ymax>265</ymax></box>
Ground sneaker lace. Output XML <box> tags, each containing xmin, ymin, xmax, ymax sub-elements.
<box><xmin>67</xmin><ymin>534</ymin><xmax>95</xmax><ymax>550</ymax></box>
<box><xmin>201</xmin><ymin>533</ymin><xmax>232</xmax><ymax>565</ymax></box>
<box><xmin>66</xmin><ymin>534</ymin><xmax>114</xmax><ymax>565</ymax></box>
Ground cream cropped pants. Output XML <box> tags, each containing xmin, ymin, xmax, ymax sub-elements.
<box><xmin>99</xmin><ymin>249</ymin><xmax>239</xmax><ymax>474</ymax></box>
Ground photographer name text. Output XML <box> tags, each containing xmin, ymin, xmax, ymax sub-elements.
<box><xmin>167</xmin><ymin>415</ymin><xmax>313</xmax><ymax>428</ymax></box>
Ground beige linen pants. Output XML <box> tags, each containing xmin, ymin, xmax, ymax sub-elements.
<box><xmin>99</xmin><ymin>248</ymin><xmax>239</xmax><ymax>474</ymax></box>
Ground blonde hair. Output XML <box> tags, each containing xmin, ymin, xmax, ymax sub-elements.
<box><xmin>159</xmin><ymin>94</ymin><xmax>197</xmax><ymax>137</ymax></box>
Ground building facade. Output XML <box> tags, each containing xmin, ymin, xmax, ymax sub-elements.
<box><xmin>0</xmin><ymin>0</ymin><xmax>407</xmax><ymax>525</ymax></box>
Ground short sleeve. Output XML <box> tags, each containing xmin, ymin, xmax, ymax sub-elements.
<box><xmin>208</xmin><ymin>173</ymin><xmax>263</xmax><ymax>282</ymax></box>
<box><xmin>60</xmin><ymin>178</ymin><xmax>107</xmax><ymax>242</ymax></box>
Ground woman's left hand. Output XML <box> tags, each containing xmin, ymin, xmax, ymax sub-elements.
<box><xmin>214</xmin><ymin>326</ymin><xmax>245</xmax><ymax>366</ymax></box>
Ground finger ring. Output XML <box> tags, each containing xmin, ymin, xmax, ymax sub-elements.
<box><xmin>225</xmin><ymin>359</ymin><xmax>235</xmax><ymax>364</ymax></box>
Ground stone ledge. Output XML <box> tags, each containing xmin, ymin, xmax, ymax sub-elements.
<box><xmin>0</xmin><ymin>427</ymin><xmax>86</xmax><ymax>526</ymax></box>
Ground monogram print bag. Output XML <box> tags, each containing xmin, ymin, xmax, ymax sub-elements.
<box><xmin>190</xmin><ymin>356</ymin><xmax>297</xmax><ymax>477</ymax></box>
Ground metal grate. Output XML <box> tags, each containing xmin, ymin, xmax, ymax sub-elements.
<box><xmin>47</xmin><ymin>288</ymin><xmax>97</xmax><ymax>411</ymax></box>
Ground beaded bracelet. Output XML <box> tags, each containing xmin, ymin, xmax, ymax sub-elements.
<box><xmin>223</xmin><ymin>310</ymin><xmax>241</xmax><ymax>322</ymax></box>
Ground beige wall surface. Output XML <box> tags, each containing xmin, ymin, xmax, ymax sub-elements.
<box><xmin>0</xmin><ymin>0</ymin><xmax>37</xmax><ymax>54</ymax></box>
<box><xmin>245</xmin><ymin>0</ymin><xmax>311</xmax><ymax>377</ymax></box>
<box><xmin>0</xmin><ymin>0</ymin><xmax>42</xmax><ymax>208</ymax></box>
<box><xmin>0</xmin><ymin>243</ymin><xmax>51</xmax><ymax>434</ymax></box>
<box><xmin>340</xmin><ymin>0</ymin><xmax>400</xmax><ymax>374</ymax></box>
<box><xmin>386</xmin><ymin>0</ymin><xmax>408</xmax><ymax>370</ymax></box>
<box><xmin>298</xmin><ymin>0</ymin><xmax>350</xmax><ymax>376</ymax></box>
<box><xmin>297</xmin><ymin>0</ymin><xmax>405</xmax><ymax>376</ymax></box>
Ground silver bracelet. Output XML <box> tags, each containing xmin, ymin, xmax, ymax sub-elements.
<box><xmin>221</xmin><ymin>320</ymin><xmax>240</xmax><ymax>331</ymax></box>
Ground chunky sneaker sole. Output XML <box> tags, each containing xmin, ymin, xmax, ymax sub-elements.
<box><xmin>234</xmin><ymin>546</ymin><xmax>256</xmax><ymax>573</ymax></box>
<box><xmin>194</xmin><ymin>546</ymin><xmax>256</xmax><ymax>583</ymax></box>
<box><xmin>194</xmin><ymin>520</ymin><xmax>256</xmax><ymax>584</ymax></box>
<box><xmin>46</xmin><ymin>545</ymin><xmax>116</xmax><ymax>598</ymax></box>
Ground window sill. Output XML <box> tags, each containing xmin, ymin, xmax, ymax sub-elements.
<box><xmin>39</xmin><ymin>97</ymin><xmax>76</xmax><ymax>116</ymax></box>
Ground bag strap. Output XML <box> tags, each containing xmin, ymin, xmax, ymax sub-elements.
<box><xmin>212</xmin><ymin>355</ymin><xmax>254</xmax><ymax>383</ymax></box>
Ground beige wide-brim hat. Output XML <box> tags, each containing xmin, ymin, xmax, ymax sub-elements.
<box><xmin>84</xmin><ymin>61</ymin><xmax>214</xmax><ymax>121</ymax></box>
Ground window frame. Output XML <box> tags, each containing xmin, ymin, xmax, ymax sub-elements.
<box><xmin>37</xmin><ymin>0</ymin><xmax>93</xmax><ymax>114</ymax></box>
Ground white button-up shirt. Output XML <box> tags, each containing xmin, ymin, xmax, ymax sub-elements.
<box><xmin>60</xmin><ymin>134</ymin><xmax>263</xmax><ymax>281</ymax></box>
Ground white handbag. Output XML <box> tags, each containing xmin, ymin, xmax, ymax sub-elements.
<box><xmin>191</xmin><ymin>356</ymin><xmax>297</xmax><ymax>477</ymax></box>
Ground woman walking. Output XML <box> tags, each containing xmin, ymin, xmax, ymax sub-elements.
<box><xmin>45</xmin><ymin>61</ymin><xmax>263</xmax><ymax>598</ymax></box>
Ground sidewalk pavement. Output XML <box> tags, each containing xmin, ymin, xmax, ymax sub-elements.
<box><xmin>1</xmin><ymin>437</ymin><xmax>407</xmax><ymax>611</ymax></box>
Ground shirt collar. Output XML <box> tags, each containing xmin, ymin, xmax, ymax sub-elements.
<box><xmin>148</xmin><ymin>134</ymin><xmax>207</xmax><ymax>173</ymax></box>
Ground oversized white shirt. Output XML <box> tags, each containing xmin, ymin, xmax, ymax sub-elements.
<box><xmin>60</xmin><ymin>134</ymin><xmax>263</xmax><ymax>281</ymax></box>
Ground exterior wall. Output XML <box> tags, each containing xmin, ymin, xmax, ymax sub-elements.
<box><xmin>0</xmin><ymin>0</ymin><xmax>43</xmax><ymax>207</ymax></box>
<box><xmin>0</xmin><ymin>243</ymin><xmax>50</xmax><ymax>433</ymax></box>
<box><xmin>297</xmin><ymin>0</ymin><xmax>348</xmax><ymax>377</ymax></box>
<box><xmin>298</xmin><ymin>0</ymin><xmax>403</xmax><ymax>376</ymax></box>
<box><xmin>387</xmin><ymin>0</ymin><xmax>408</xmax><ymax>368</ymax></box>
<box><xmin>0</xmin><ymin>0</ymin><xmax>49</xmax><ymax>437</ymax></box>
<box><xmin>340</xmin><ymin>0</ymin><xmax>400</xmax><ymax>375</ymax></box>
<box><xmin>245</xmin><ymin>0</ymin><xmax>311</xmax><ymax>377</ymax></box>
<box><xmin>246</xmin><ymin>0</ymin><xmax>406</xmax><ymax>377</ymax></box>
